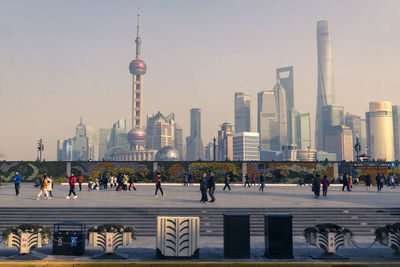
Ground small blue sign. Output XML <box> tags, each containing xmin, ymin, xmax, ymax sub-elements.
<box><xmin>70</xmin><ymin>237</ymin><xmax>78</xmax><ymax>247</ymax></box>
<box><xmin>390</xmin><ymin>162</ymin><xmax>396</xmax><ymax>168</ymax></box>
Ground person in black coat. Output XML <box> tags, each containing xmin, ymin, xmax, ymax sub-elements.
<box><xmin>223</xmin><ymin>173</ymin><xmax>231</xmax><ymax>191</ymax></box>
<box><xmin>200</xmin><ymin>173</ymin><xmax>208</xmax><ymax>203</ymax></box>
<box><xmin>259</xmin><ymin>173</ymin><xmax>265</xmax><ymax>191</ymax></box>
<box><xmin>208</xmin><ymin>172</ymin><xmax>216</xmax><ymax>202</ymax></box>
<box><xmin>244</xmin><ymin>173</ymin><xmax>250</xmax><ymax>187</ymax></box>
<box><xmin>342</xmin><ymin>174</ymin><xmax>351</xmax><ymax>192</ymax></box>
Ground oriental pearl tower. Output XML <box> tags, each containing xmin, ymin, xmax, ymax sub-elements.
<box><xmin>127</xmin><ymin>1</ymin><xmax>147</xmax><ymax>150</ymax></box>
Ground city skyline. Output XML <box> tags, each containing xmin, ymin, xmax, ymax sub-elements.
<box><xmin>1</xmin><ymin>0</ymin><xmax>400</xmax><ymax>160</ymax></box>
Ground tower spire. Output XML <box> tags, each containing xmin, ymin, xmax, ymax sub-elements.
<box><xmin>135</xmin><ymin>0</ymin><xmax>141</xmax><ymax>59</ymax></box>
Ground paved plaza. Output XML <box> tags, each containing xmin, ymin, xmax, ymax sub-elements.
<box><xmin>0</xmin><ymin>182</ymin><xmax>399</xmax><ymax>208</ymax></box>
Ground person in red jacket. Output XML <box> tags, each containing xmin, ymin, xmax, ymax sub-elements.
<box><xmin>66</xmin><ymin>173</ymin><xmax>78</xmax><ymax>199</ymax></box>
<box><xmin>154</xmin><ymin>173</ymin><xmax>164</xmax><ymax>197</ymax></box>
<box><xmin>321</xmin><ymin>175</ymin><xmax>330</xmax><ymax>197</ymax></box>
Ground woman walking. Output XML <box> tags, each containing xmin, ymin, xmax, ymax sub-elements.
<box><xmin>154</xmin><ymin>173</ymin><xmax>164</xmax><ymax>197</ymax></box>
<box><xmin>37</xmin><ymin>175</ymin><xmax>50</xmax><ymax>200</ymax></box>
<box><xmin>312</xmin><ymin>174</ymin><xmax>321</xmax><ymax>198</ymax></box>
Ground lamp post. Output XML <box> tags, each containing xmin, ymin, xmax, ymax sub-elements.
<box><xmin>37</xmin><ymin>139</ymin><xmax>44</xmax><ymax>161</ymax></box>
<box><xmin>81</xmin><ymin>146</ymin><xmax>85</xmax><ymax>161</ymax></box>
<box><xmin>354</xmin><ymin>135</ymin><xmax>361</xmax><ymax>162</ymax></box>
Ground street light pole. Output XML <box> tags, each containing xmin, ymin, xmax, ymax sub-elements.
<box><xmin>213</xmin><ymin>137</ymin><xmax>217</xmax><ymax>162</ymax></box>
<box><xmin>37</xmin><ymin>139</ymin><xmax>44</xmax><ymax>161</ymax></box>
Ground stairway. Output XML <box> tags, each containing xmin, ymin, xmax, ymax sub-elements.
<box><xmin>0</xmin><ymin>207</ymin><xmax>398</xmax><ymax>237</ymax></box>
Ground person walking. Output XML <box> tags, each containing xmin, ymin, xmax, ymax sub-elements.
<box><xmin>223</xmin><ymin>173</ymin><xmax>231</xmax><ymax>191</ymax></box>
<box><xmin>244</xmin><ymin>173</ymin><xmax>250</xmax><ymax>187</ymax></box>
<box><xmin>251</xmin><ymin>174</ymin><xmax>256</xmax><ymax>186</ymax></box>
<box><xmin>184</xmin><ymin>173</ymin><xmax>189</xmax><ymax>186</ymax></box>
<box><xmin>200</xmin><ymin>173</ymin><xmax>208</xmax><ymax>203</ymax></box>
<box><xmin>312</xmin><ymin>174</ymin><xmax>321</xmax><ymax>198</ymax></box>
<box><xmin>48</xmin><ymin>176</ymin><xmax>54</xmax><ymax>198</ymax></box>
<box><xmin>208</xmin><ymin>172</ymin><xmax>216</xmax><ymax>202</ymax></box>
<box><xmin>342</xmin><ymin>174</ymin><xmax>351</xmax><ymax>192</ymax></box>
<box><xmin>321</xmin><ymin>175</ymin><xmax>330</xmax><ymax>196</ymax></box>
<box><xmin>77</xmin><ymin>173</ymin><xmax>85</xmax><ymax>191</ymax></box>
<box><xmin>66</xmin><ymin>173</ymin><xmax>78</xmax><ymax>199</ymax></box>
<box><xmin>129</xmin><ymin>175</ymin><xmax>137</xmax><ymax>191</ymax></box>
<box><xmin>154</xmin><ymin>173</ymin><xmax>164</xmax><ymax>197</ymax></box>
<box><xmin>365</xmin><ymin>174</ymin><xmax>372</xmax><ymax>190</ymax></box>
<box><xmin>349</xmin><ymin>176</ymin><xmax>353</xmax><ymax>190</ymax></box>
<box><xmin>377</xmin><ymin>173</ymin><xmax>384</xmax><ymax>192</ymax></box>
<box><xmin>37</xmin><ymin>175</ymin><xmax>50</xmax><ymax>200</ymax></box>
<box><xmin>259</xmin><ymin>173</ymin><xmax>265</xmax><ymax>191</ymax></box>
<box><xmin>14</xmin><ymin>171</ymin><xmax>21</xmax><ymax>196</ymax></box>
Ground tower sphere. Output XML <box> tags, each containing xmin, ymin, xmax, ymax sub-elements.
<box><xmin>129</xmin><ymin>59</ymin><xmax>147</xmax><ymax>75</ymax></box>
<box><xmin>127</xmin><ymin>128</ymin><xmax>146</xmax><ymax>149</ymax></box>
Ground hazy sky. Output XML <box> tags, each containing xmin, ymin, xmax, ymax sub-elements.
<box><xmin>1</xmin><ymin>0</ymin><xmax>400</xmax><ymax>160</ymax></box>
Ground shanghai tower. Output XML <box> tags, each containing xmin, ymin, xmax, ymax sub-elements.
<box><xmin>315</xmin><ymin>20</ymin><xmax>335</xmax><ymax>150</ymax></box>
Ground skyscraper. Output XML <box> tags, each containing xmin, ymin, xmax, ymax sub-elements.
<box><xmin>325</xmin><ymin>125</ymin><xmax>353</xmax><ymax>161</ymax></box>
<box><xmin>217</xmin><ymin>122</ymin><xmax>234</xmax><ymax>161</ymax></box>
<box><xmin>315</xmin><ymin>20</ymin><xmax>335</xmax><ymax>151</ymax></box>
<box><xmin>146</xmin><ymin>112</ymin><xmax>175</xmax><ymax>151</ymax></box>
<box><xmin>321</xmin><ymin>104</ymin><xmax>344</xmax><ymax>150</ymax></box>
<box><xmin>277</xmin><ymin>66</ymin><xmax>294</xmax><ymax>143</ymax></box>
<box><xmin>366</xmin><ymin>102</ymin><xmax>394</xmax><ymax>161</ymax></box>
<box><xmin>345</xmin><ymin>113</ymin><xmax>362</xmax><ymax>160</ymax></box>
<box><xmin>233</xmin><ymin>132</ymin><xmax>260</xmax><ymax>161</ymax></box>
<box><xmin>273</xmin><ymin>81</ymin><xmax>287</xmax><ymax>148</ymax></box>
<box><xmin>186</xmin><ymin>108</ymin><xmax>204</xmax><ymax>160</ymax></box>
<box><xmin>127</xmin><ymin>1</ymin><xmax>147</xmax><ymax>151</ymax></box>
<box><xmin>392</xmin><ymin>105</ymin><xmax>400</xmax><ymax>160</ymax></box>
<box><xmin>257</xmin><ymin>90</ymin><xmax>280</xmax><ymax>151</ymax></box>
<box><xmin>290</xmin><ymin>109</ymin><xmax>311</xmax><ymax>150</ymax></box>
<box><xmin>234</xmin><ymin>92</ymin><xmax>251</xmax><ymax>133</ymax></box>
<box><xmin>174</xmin><ymin>125</ymin><xmax>184</xmax><ymax>160</ymax></box>
<box><xmin>86</xmin><ymin>126</ymin><xmax>99</xmax><ymax>161</ymax></box>
<box><xmin>107</xmin><ymin>119</ymin><xmax>130</xmax><ymax>157</ymax></box>
<box><xmin>72</xmin><ymin>117</ymin><xmax>89</xmax><ymax>161</ymax></box>
<box><xmin>98</xmin><ymin>128</ymin><xmax>110</xmax><ymax>161</ymax></box>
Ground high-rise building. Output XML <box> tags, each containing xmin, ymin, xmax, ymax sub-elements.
<box><xmin>345</xmin><ymin>113</ymin><xmax>362</xmax><ymax>160</ymax></box>
<box><xmin>86</xmin><ymin>126</ymin><xmax>99</xmax><ymax>161</ymax></box>
<box><xmin>174</xmin><ymin>125</ymin><xmax>184</xmax><ymax>160</ymax></box>
<box><xmin>107</xmin><ymin>119</ymin><xmax>130</xmax><ymax>156</ymax></box>
<box><xmin>366</xmin><ymin>101</ymin><xmax>394</xmax><ymax>161</ymax></box>
<box><xmin>186</xmin><ymin>108</ymin><xmax>204</xmax><ymax>160</ymax></box>
<box><xmin>233</xmin><ymin>132</ymin><xmax>260</xmax><ymax>161</ymax></box>
<box><xmin>393</xmin><ymin>105</ymin><xmax>400</xmax><ymax>161</ymax></box>
<box><xmin>72</xmin><ymin>117</ymin><xmax>89</xmax><ymax>161</ymax></box>
<box><xmin>57</xmin><ymin>140</ymin><xmax>64</xmax><ymax>161</ymax></box>
<box><xmin>127</xmin><ymin>2</ymin><xmax>147</xmax><ymax>151</ymax></box>
<box><xmin>277</xmin><ymin>66</ymin><xmax>294</xmax><ymax>144</ymax></box>
<box><xmin>360</xmin><ymin>119</ymin><xmax>367</xmax><ymax>155</ymax></box>
<box><xmin>315</xmin><ymin>20</ymin><xmax>335</xmax><ymax>151</ymax></box>
<box><xmin>205</xmin><ymin>142</ymin><xmax>215</xmax><ymax>161</ymax></box>
<box><xmin>325</xmin><ymin>125</ymin><xmax>353</xmax><ymax>161</ymax></box>
<box><xmin>290</xmin><ymin>109</ymin><xmax>311</xmax><ymax>150</ymax></box>
<box><xmin>257</xmin><ymin>90</ymin><xmax>280</xmax><ymax>151</ymax></box>
<box><xmin>98</xmin><ymin>128</ymin><xmax>110</xmax><ymax>161</ymax></box>
<box><xmin>234</xmin><ymin>92</ymin><xmax>251</xmax><ymax>133</ymax></box>
<box><xmin>217</xmin><ymin>122</ymin><xmax>234</xmax><ymax>161</ymax></box>
<box><xmin>273</xmin><ymin>81</ymin><xmax>287</xmax><ymax>148</ymax></box>
<box><xmin>146</xmin><ymin>112</ymin><xmax>175</xmax><ymax>151</ymax></box>
<box><xmin>321</xmin><ymin>105</ymin><xmax>344</xmax><ymax>150</ymax></box>
<box><xmin>62</xmin><ymin>139</ymin><xmax>73</xmax><ymax>161</ymax></box>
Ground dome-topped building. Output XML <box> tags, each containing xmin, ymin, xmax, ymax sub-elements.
<box><xmin>156</xmin><ymin>146</ymin><xmax>180</xmax><ymax>161</ymax></box>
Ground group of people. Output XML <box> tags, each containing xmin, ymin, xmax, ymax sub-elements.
<box><xmin>312</xmin><ymin>174</ymin><xmax>331</xmax><ymax>198</ymax></box>
<box><xmin>200</xmin><ymin>172</ymin><xmax>216</xmax><ymax>203</ymax></box>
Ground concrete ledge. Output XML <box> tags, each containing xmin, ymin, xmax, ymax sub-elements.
<box><xmin>0</xmin><ymin>262</ymin><xmax>399</xmax><ymax>267</ymax></box>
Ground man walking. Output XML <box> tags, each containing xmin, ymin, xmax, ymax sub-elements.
<box><xmin>244</xmin><ymin>173</ymin><xmax>250</xmax><ymax>187</ymax></box>
<box><xmin>77</xmin><ymin>173</ymin><xmax>84</xmax><ymax>191</ymax></box>
<box><xmin>66</xmin><ymin>173</ymin><xmax>78</xmax><ymax>199</ymax></box>
<box><xmin>342</xmin><ymin>174</ymin><xmax>351</xmax><ymax>192</ymax></box>
<box><xmin>208</xmin><ymin>172</ymin><xmax>216</xmax><ymax>202</ymax></box>
<box><xmin>313</xmin><ymin>174</ymin><xmax>321</xmax><ymax>198</ymax></box>
<box><xmin>200</xmin><ymin>173</ymin><xmax>208</xmax><ymax>203</ymax></box>
<box><xmin>14</xmin><ymin>171</ymin><xmax>22</xmax><ymax>196</ymax></box>
<box><xmin>223</xmin><ymin>173</ymin><xmax>231</xmax><ymax>191</ymax></box>
<box><xmin>259</xmin><ymin>173</ymin><xmax>265</xmax><ymax>191</ymax></box>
